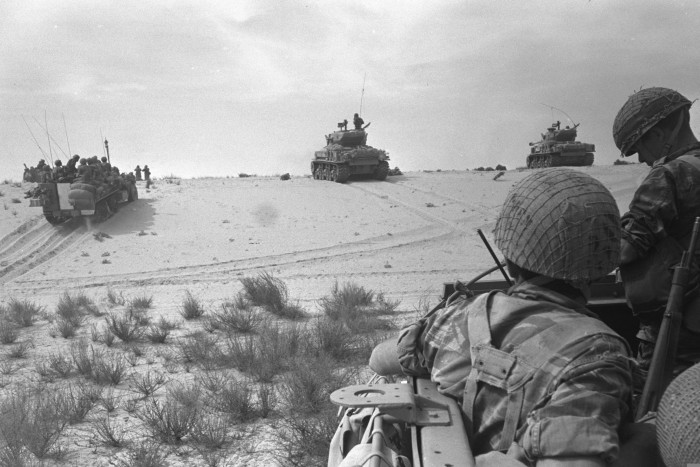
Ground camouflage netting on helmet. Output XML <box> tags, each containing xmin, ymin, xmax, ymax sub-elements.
<box><xmin>494</xmin><ymin>168</ymin><xmax>620</xmax><ymax>282</ymax></box>
<box><xmin>612</xmin><ymin>87</ymin><xmax>692</xmax><ymax>156</ymax></box>
<box><xmin>657</xmin><ymin>362</ymin><xmax>700</xmax><ymax>466</ymax></box>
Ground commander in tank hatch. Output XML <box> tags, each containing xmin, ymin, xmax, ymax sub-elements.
<box><xmin>353</xmin><ymin>113</ymin><xmax>364</xmax><ymax>130</ymax></box>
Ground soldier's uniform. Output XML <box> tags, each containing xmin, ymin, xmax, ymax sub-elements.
<box><xmin>377</xmin><ymin>169</ymin><xmax>634</xmax><ymax>464</ymax></box>
<box><xmin>614</xmin><ymin>88</ymin><xmax>700</xmax><ymax>373</ymax></box>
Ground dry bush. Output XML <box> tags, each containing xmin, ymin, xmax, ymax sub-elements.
<box><xmin>55</xmin><ymin>317</ymin><xmax>77</xmax><ymax>338</ymax></box>
<box><xmin>138</xmin><ymin>397</ymin><xmax>200</xmax><ymax>444</ymax></box>
<box><xmin>47</xmin><ymin>353</ymin><xmax>73</xmax><ymax>379</ymax></box>
<box><xmin>106</xmin><ymin>287</ymin><xmax>126</xmax><ymax>306</ymax></box>
<box><xmin>7</xmin><ymin>298</ymin><xmax>42</xmax><ymax>327</ymax></box>
<box><xmin>8</xmin><ymin>341</ymin><xmax>33</xmax><ymax>359</ymax></box>
<box><xmin>113</xmin><ymin>441</ymin><xmax>169</xmax><ymax>467</ymax></box>
<box><xmin>190</xmin><ymin>412</ymin><xmax>231</xmax><ymax>450</ymax></box>
<box><xmin>0</xmin><ymin>319</ymin><xmax>19</xmax><ymax>344</ymax></box>
<box><xmin>0</xmin><ymin>384</ymin><xmax>70</xmax><ymax>460</ymax></box>
<box><xmin>274</xmin><ymin>409</ymin><xmax>339</xmax><ymax>467</ymax></box>
<box><xmin>210</xmin><ymin>378</ymin><xmax>258</xmax><ymax>423</ymax></box>
<box><xmin>318</xmin><ymin>281</ymin><xmax>374</xmax><ymax>320</ymax></box>
<box><xmin>257</xmin><ymin>383</ymin><xmax>277</xmax><ymax>418</ymax></box>
<box><xmin>91</xmin><ymin>414</ymin><xmax>129</xmax><ymax>448</ymax></box>
<box><xmin>279</xmin><ymin>354</ymin><xmax>358</xmax><ymax>415</ymax></box>
<box><xmin>69</xmin><ymin>340</ymin><xmax>129</xmax><ymax>385</ymax></box>
<box><xmin>61</xmin><ymin>381</ymin><xmax>102</xmax><ymax>425</ymax></box>
<box><xmin>196</xmin><ymin>370</ymin><xmax>227</xmax><ymax>394</ymax></box>
<box><xmin>105</xmin><ymin>311</ymin><xmax>146</xmax><ymax>342</ymax></box>
<box><xmin>130</xmin><ymin>370</ymin><xmax>169</xmax><ymax>399</ymax></box>
<box><xmin>55</xmin><ymin>291</ymin><xmax>100</xmax><ymax>329</ymax></box>
<box><xmin>210</xmin><ymin>301</ymin><xmax>264</xmax><ymax>334</ymax></box>
<box><xmin>240</xmin><ymin>272</ymin><xmax>306</xmax><ymax>319</ymax></box>
<box><xmin>311</xmin><ymin>317</ymin><xmax>356</xmax><ymax>361</ymax></box>
<box><xmin>167</xmin><ymin>381</ymin><xmax>203</xmax><ymax>410</ymax></box>
<box><xmin>180</xmin><ymin>290</ymin><xmax>206</xmax><ymax>320</ymax></box>
<box><xmin>129</xmin><ymin>294</ymin><xmax>153</xmax><ymax>311</ymax></box>
<box><xmin>178</xmin><ymin>332</ymin><xmax>220</xmax><ymax>369</ymax></box>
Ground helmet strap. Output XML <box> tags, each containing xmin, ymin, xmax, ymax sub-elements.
<box><xmin>660</xmin><ymin>109</ymin><xmax>686</xmax><ymax>158</ymax></box>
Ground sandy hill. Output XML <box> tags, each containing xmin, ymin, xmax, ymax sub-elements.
<box><xmin>2</xmin><ymin>165</ymin><xmax>647</xmax><ymax>312</ymax></box>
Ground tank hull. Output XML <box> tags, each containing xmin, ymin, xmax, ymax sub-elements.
<box><xmin>527</xmin><ymin>125</ymin><xmax>595</xmax><ymax>169</ymax></box>
<box><xmin>312</xmin><ymin>128</ymin><xmax>389</xmax><ymax>183</ymax></box>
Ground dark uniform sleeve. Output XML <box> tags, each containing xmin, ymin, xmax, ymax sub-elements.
<box><xmin>621</xmin><ymin>166</ymin><xmax>678</xmax><ymax>256</ymax></box>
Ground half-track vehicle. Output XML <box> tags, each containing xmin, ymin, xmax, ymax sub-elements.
<box><xmin>26</xmin><ymin>142</ymin><xmax>138</xmax><ymax>225</ymax></box>
<box><xmin>526</xmin><ymin>122</ymin><xmax>595</xmax><ymax>168</ymax></box>
<box><xmin>29</xmin><ymin>177</ymin><xmax>137</xmax><ymax>224</ymax></box>
<box><xmin>311</xmin><ymin>124</ymin><xmax>389</xmax><ymax>183</ymax></box>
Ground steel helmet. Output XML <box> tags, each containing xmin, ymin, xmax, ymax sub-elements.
<box><xmin>494</xmin><ymin>168</ymin><xmax>620</xmax><ymax>282</ymax></box>
<box><xmin>657</xmin><ymin>362</ymin><xmax>700</xmax><ymax>466</ymax></box>
<box><xmin>613</xmin><ymin>87</ymin><xmax>692</xmax><ymax>157</ymax></box>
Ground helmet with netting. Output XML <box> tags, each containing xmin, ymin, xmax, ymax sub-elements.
<box><xmin>657</xmin><ymin>362</ymin><xmax>700</xmax><ymax>466</ymax></box>
<box><xmin>494</xmin><ymin>168</ymin><xmax>620</xmax><ymax>281</ymax></box>
<box><xmin>613</xmin><ymin>87</ymin><xmax>692</xmax><ymax>157</ymax></box>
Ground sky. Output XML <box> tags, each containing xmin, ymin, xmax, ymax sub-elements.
<box><xmin>2</xmin><ymin>0</ymin><xmax>700</xmax><ymax>179</ymax></box>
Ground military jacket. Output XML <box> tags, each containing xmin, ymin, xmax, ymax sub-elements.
<box><xmin>396</xmin><ymin>281</ymin><xmax>633</xmax><ymax>463</ymax></box>
<box><xmin>621</xmin><ymin>147</ymin><xmax>700</xmax><ymax>255</ymax></box>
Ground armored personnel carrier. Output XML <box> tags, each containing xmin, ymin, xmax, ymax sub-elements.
<box><xmin>311</xmin><ymin>124</ymin><xmax>389</xmax><ymax>183</ymax></box>
<box><xmin>526</xmin><ymin>122</ymin><xmax>595</xmax><ymax>168</ymax></box>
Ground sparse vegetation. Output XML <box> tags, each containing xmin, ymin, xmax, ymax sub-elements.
<box><xmin>240</xmin><ymin>272</ymin><xmax>306</xmax><ymax>319</ymax></box>
<box><xmin>180</xmin><ymin>290</ymin><xmax>206</xmax><ymax>320</ymax></box>
<box><xmin>7</xmin><ymin>297</ymin><xmax>43</xmax><ymax>327</ymax></box>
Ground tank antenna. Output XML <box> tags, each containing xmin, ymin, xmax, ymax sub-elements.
<box><xmin>22</xmin><ymin>115</ymin><xmax>48</xmax><ymax>159</ymax></box>
<box><xmin>539</xmin><ymin>103</ymin><xmax>576</xmax><ymax>127</ymax></box>
<box><xmin>62</xmin><ymin>113</ymin><xmax>72</xmax><ymax>157</ymax></box>
<box><xmin>44</xmin><ymin>110</ymin><xmax>54</xmax><ymax>166</ymax></box>
<box><xmin>359</xmin><ymin>72</ymin><xmax>367</xmax><ymax>116</ymax></box>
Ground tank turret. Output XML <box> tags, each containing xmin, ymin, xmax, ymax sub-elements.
<box><xmin>526</xmin><ymin>122</ymin><xmax>595</xmax><ymax>168</ymax></box>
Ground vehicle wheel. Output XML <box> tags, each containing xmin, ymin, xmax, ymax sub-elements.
<box><xmin>336</xmin><ymin>165</ymin><xmax>350</xmax><ymax>183</ymax></box>
<box><xmin>312</xmin><ymin>166</ymin><xmax>320</xmax><ymax>180</ymax></box>
<box><xmin>329</xmin><ymin>166</ymin><xmax>338</xmax><ymax>182</ymax></box>
<box><xmin>375</xmin><ymin>161</ymin><xmax>389</xmax><ymax>181</ymax></box>
<box><xmin>44</xmin><ymin>212</ymin><xmax>66</xmax><ymax>225</ymax></box>
<box><xmin>322</xmin><ymin>166</ymin><xmax>330</xmax><ymax>181</ymax></box>
<box><xmin>107</xmin><ymin>195</ymin><xmax>119</xmax><ymax>213</ymax></box>
<box><xmin>543</xmin><ymin>156</ymin><xmax>551</xmax><ymax>168</ymax></box>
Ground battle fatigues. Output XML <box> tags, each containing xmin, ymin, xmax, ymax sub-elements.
<box><xmin>396</xmin><ymin>280</ymin><xmax>633</xmax><ymax>464</ymax></box>
<box><xmin>621</xmin><ymin>145</ymin><xmax>700</xmax><ymax>369</ymax></box>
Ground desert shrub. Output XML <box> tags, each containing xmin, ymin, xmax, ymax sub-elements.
<box><xmin>495</xmin><ymin>164</ymin><xmax>507</xmax><ymax>171</ymax></box>
<box><xmin>374</xmin><ymin>292</ymin><xmax>401</xmax><ymax>315</ymax></box>
<box><xmin>240</xmin><ymin>272</ymin><xmax>306</xmax><ymax>319</ymax></box>
<box><xmin>0</xmin><ymin>319</ymin><xmax>19</xmax><ymax>344</ymax></box>
<box><xmin>0</xmin><ymin>361</ymin><xmax>20</xmax><ymax>377</ymax></box>
<box><xmin>106</xmin><ymin>287</ymin><xmax>126</xmax><ymax>306</ymax></box>
<box><xmin>8</xmin><ymin>341</ymin><xmax>33</xmax><ymax>358</ymax></box>
<box><xmin>318</xmin><ymin>281</ymin><xmax>374</xmax><ymax>321</ymax></box>
<box><xmin>146</xmin><ymin>325</ymin><xmax>170</xmax><ymax>344</ymax></box>
<box><xmin>91</xmin><ymin>414</ymin><xmax>128</xmax><ymax>448</ymax></box>
<box><xmin>47</xmin><ymin>353</ymin><xmax>73</xmax><ymax>378</ymax></box>
<box><xmin>178</xmin><ymin>332</ymin><xmax>220</xmax><ymax>368</ymax></box>
<box><xmin>130</xmin><ymin>370</ymin><xmax>169</xmax><ymax>399</ymax></box>
<box><xmin>190</xmin><ymin>412</ymin><xmax>231</xmax><ymax>450</ymax></box>
<box><xmin>114</xmin><ymin>441</ymin><xmax>168</xmax><ymax>467</ymax></box>
<box><xmin>105</xmin><ymin>311</ymin><xmax>145</xmax><ymax>342</ymax></box>
<box><xmin>61</xmin><ymin>381</ymin><xmax>101</xmax><ymax>424</ymax></box>
<box><xmin>7</xmin><ymin>298</ymin><xmax>42</xmax><ymax>327</ymax></box>
<box><xmin>210</xmin><ymin>300</ymin><xmax>264</xmax><ymax>334</ymax></box>
<box><xmin>279</xmin><ymin>354</ymin><xmax>358</xmax><ymax>415</ymax></box>
<box><xmin>275</xmin><ymin>409</ymin><xmax>339</xmax><ymax>467</ymax></box>
<box><xmin>56</xmin><ymin>291</ymin><xmax>101</xmax><ymax>329</ymax></box>
<box><xmin>138</xmin><ymin>397</ymin><xmax>200</xmax><ymax>444</ymax></box>
<box><xmin>211</xmin><ymin>378</ymin><xmax>258</xmax><ymax>422</ymax></box>
<box><xmin>179</xmin><ymin>290</ymin><xmax>206</xmax><ymax>320</ymax></box>
<box><xmin>70</xmin><ymin>339</ymin><xmax>95</xmax><ymax>376</ymax></box>
<box><xmin>129</xmin><ymin>294</ymin><xmax>153</xmax><ymax>311</ymax></box>
<box><xmin>312</xmin><ymin>317</ymin><xmax>356</xmax><ymax>361</ymax></box>
<box><xmin>258</xmin><ymin>383</ymin><xmax>277</xmax><ymax>418</ymax></box>
<box><xmin>99</xmin><ymin>387</ymin><xmax>120</xmax><ymax>413</ymax></box>
<box><xmin>168</xmin><ymin>381</ymin><xmax>203</xmax><ymax>410</ymax></box>
<box><xmin>92</xmin><ymin>350</ymin><xmax>129</xmax><ymax>385</ymax></box>
<box><xmin>0</xmin><ymin>384</ymin><xmax>70</xmax><ymax>459</ymax></box>
<box><xmin>55</xmin><ymin>317</ymin><xmax>78</xmax><ymax>338</ymax></box>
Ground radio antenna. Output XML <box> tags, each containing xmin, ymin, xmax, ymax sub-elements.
<box><xmin>359</xmin><ymin>73</ymin><xmax>367</xmax><ymax>115</ymax></box>
<box><xmin>62</xmin><ymin>114</ymin><xmax>72</xmax><ymax>156</ymax></box>
<box><xmin>539</xmin><ymin>103</ymin><xmax>576</xmax><ymax>126</ymax></box>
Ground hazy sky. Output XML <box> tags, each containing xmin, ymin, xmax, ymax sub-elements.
<box><xmin>2</xmin><ymin>0</ymin><xmax>700</xmax><ymax>179</ymax></box>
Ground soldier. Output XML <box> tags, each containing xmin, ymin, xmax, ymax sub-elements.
<box><xmin>143</xmin><ymin>165</ymin><xmax>150</xmax><ymax>181</ymax></box>
<box><xmin>52</xmin><ymin>160</ymin><xmax>65</xmax><ymax>181</ymax></box>
<box><xmin>369</xmin><ymin>169</ymin><xmax>647</xmax><ymax>465</ymax></box>
<box><xmin>613</xmin><ymin>87</ymin><xmax>700</xmax><ymax>375</ymax></box>
<box><xmin>134</xmin><ymin>165</ymin><xmax>142</xmax><ymax>181</ymax></box>
<box><xmin>66</xmin><ymin>154</ymin><xmax>80</xmax><ymax>176</ymax></box>
<box><xmin>76</xmin><ymin>158</ymin><xmax>91</xmax><ymax>183</ymax></box>
<box><xmin>101</xmin><ymin>156</ymin><xmax>112</xmax><ymax>177</ymax></box>
<box><xmin>353</xmin><ymin>113</ymin><xmax>364</xmax><ymax>130</ymax></box>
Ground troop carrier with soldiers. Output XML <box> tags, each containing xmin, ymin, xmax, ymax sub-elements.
<box><xmin>26</xmin><ymin>140</ymin><xmax>138</xmax><ymax>224</ymax></box>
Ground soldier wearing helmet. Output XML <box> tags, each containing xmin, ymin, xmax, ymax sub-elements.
<box><xmin>613</xmin><ymin>87</ymin><xmax>700</xmax><ymax>376</ymax></box>
<box><xmin>368</xmin><ymin>169</ymin><xmax>647</xmax><ymax>465</ymax></box>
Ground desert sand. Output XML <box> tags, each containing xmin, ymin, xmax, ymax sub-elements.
<box><xmin>0</xmin><ymin>164</ymin><xmax>649</xmax><ymax>465</ymax></box>
<box><xmin>1</xmin><ymin>165</ymin><xmax>647</xmax><ymax>311</ymax></box>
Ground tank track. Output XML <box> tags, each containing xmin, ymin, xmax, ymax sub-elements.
<box><xmin>311</xmin><ymin>162</ymin><xmax>350</xmax><ymax>183</ymax></box>
<box><xmin>526</xmin><ymin>153</ymin><xmax>594</xmax><ymax>169</ymax></box>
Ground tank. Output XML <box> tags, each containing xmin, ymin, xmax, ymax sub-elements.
<box><xmin>526</xmin><ymin>122</ymin><xmax>595</xmax><ymax>169</ymax></box>
<box><xmin>311</xmin><ymin>125</ymin><xmax>389</xmax><ymax>183</ymax></box>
